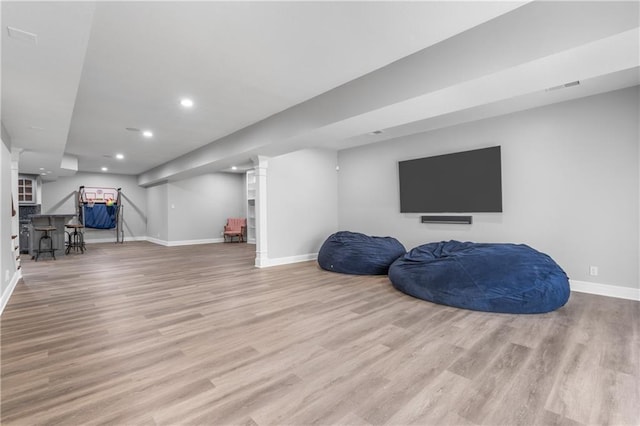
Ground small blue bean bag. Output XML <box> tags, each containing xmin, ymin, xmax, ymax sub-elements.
<box><xmin>318</xmin><ymin>231</ymin><xmax>406</xmax><ymax>275</ymax></box>
<box><xmin>389</xmin><ymin>241</ymin><xmax>570</xmax><ymax>314</ymax></box>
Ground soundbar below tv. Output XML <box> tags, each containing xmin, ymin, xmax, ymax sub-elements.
<box><xmin>398</xmin><ymin>146</ymin><xmax>502</xmax><ymax>213</ymax></box>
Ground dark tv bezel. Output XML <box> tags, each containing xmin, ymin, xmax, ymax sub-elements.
<box><xmin>398</xmin><ymin>146</ymin><xmax>503</xmax><ymax>214</ymax></box>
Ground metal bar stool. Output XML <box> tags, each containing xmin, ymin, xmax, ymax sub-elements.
<box><xmin>65</xmin><ymin>223</ymin><xmax>85</xmax><ymax>254</ymax></box>
<box><xmin>34</xmin><ymin>225</ymin><xmax>57</xmax><ymax>261</ymax></box>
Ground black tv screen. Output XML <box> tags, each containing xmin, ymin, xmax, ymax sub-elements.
<box><xmin>399</xmin><ymin>146</ymin><xmax>502</xmax><ymax>213</ymax></box>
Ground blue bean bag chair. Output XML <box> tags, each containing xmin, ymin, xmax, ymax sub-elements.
<box><xmin>388</xmin><ymin>241</ymin><xmax>570</xmax><ymax>314</ymax></box>
<box><xmin>318</xmin><ymin>231</ymin><xmax>406</xmax><ymax>275</ymax></box>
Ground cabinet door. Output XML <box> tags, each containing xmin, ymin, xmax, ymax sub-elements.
<box><xmin>18</xmin><ymin>178</ymin><xmax>35</xmax><ymax>203</ymax></box>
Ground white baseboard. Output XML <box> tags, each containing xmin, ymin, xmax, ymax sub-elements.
<box><xmin>146</xmin><ymin>237</ymin><xmax>224</xmax><ymax>247</ymax></box>
<box><xmin>85</xmin><ymin>236</ymin><xmax>148</xmax><ymax>244</ymax></box>
<box><xmin>166</xmin><ymin>238</ymin><xmax>224</xmax><ymax>247</ymax></box>
<box><xmin>256</xmin><ymin>253</ymin><xmax>318</xmax><ymax>268</ymax></box>
<box><xmin>145</xmin><ymin>236</ymin><xmax>167</xmax><ymax>246</ymax></box>
<box><xmin>1</xmin><ymin>270</ymin><xmax>22</xmax><ymax>316</ymax></box>
<box><xmin>570</xmin><ymin>279</ymin><xmax>640</xmax><ymax>301</ymax></box>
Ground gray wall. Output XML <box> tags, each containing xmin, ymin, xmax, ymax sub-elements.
<box><xmin>42</xmin><ymin>172</ymin><xmax>148</xmax><ymax>242</ymax></box>
<box><xmin>267</xmin><ymin>148</ymin><xmax>338</xmax><ymax>259</ymax></box>
<box><xmin>338</xmin><ymin>87</ymin><xmax>639</xmax><ymax>289</ymax></box>
<box><xmin>167</xmin><ymin>173</ymin><xmax>245</xmax><ymax>242</ymax></box>
<box><xmin>1</xmin><ymin>137</ymin><xmax>17</xmax><ymax>300</ymax></box>
<box><xmin>41</xmin><ymin>171</ymin><xmax>244</xmax><ymax>245</ymax></box>
<box><xmin>146</xmin><ymin>183</ymin><xmax>168</xmax><ymax>241</ymax></box>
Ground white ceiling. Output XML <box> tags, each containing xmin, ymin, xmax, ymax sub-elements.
<box><xmin>1</xmin><ymin>1</ymin><xmax>638</xmax><ymax>183</ymax></box>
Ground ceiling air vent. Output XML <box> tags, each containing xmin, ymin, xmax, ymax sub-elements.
<box><xmin>545</xmin><ymin>80</ymin><xmax>580</xmax><ymax>92</ymax></box>
<box><xmin>7</xmin><ymin>26</ymin><xmax>38</xmax><ymax>44</ymax></box>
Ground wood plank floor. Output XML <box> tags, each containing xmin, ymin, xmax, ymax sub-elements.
<box><xmin>1</xmin><ymin>241</ymin><xmax>638</xmax><ymax>425</ymax></box>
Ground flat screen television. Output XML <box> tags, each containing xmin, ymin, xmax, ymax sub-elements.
<box><xmin>398</xmin><ymin>146</ymin><xmax>502</xmax><ymax>213</ymax></box>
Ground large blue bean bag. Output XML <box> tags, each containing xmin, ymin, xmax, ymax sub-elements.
<box><xmin>388</xmin><ymin>241</ymin><xmax>570</xmax><ymax>314</ymax></box>
<box><xmin>318</xmin><ymin>231</ymin><xmax>406</xmax><ymax>275</ymax></box>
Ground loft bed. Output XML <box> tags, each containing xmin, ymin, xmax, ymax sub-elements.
<box><xmin>77</xmin><ymin>186</ymin><xmax>124</xmax><ymax>243</ymax></box>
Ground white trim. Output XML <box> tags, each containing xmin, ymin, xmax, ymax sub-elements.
<box><xmin>1</xmin><ymin>270</ymin><xmax>21</xmax><ymax>316</ymax></box>
<box><xmin>255</xmin><ymin>250</ymin><xmax>269</xmax><ymax>267</ymax></box>
<box><xmin>145</xmin><ymin>236</ymin><xmax>168</xmax><ymax>246</ymax></box>
<box><xmin>166</xmin><ymin>238</ymin><xmax>224</xmax><ymax>247</ymax></box>
<box><xmin>570</xmin><ymin>279</ymin><xmax>640</xmax><ymax>301</ymax></box>
<box><xmin>145</xmin><ymin>237</ymin><xmax>225</xmax><ymax>247</ymax></box>
<box><xmin>85</xmin><ymin>236</ymin><xmax>148</xmax><ymax>244</ymax></box>
<box><xmin>256</xmin><ymin>253</ymin><xmax>318</xmax><ymax>268</ymax></box>
<box><xmin>253</xmin><ymin>156</ymin><xmax>269</xmax><ymax>268</ymax></box>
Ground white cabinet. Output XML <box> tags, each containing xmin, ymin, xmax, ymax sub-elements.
<box><xmin>18</xmin><ymin>176</ymin><xmax>36</xmax><ymax>204</ymax></box>
<box><xmin>246</xmin><ymin>170</ymin><xmax>256</xmax><ymax>244</ymax></box>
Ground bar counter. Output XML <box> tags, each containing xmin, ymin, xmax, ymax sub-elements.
<box><xmin>28</xmin><ymin>214</ymin><xmax>76</xmax><ymax>258</ymax></box>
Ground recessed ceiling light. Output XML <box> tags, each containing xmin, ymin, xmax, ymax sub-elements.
<box><xmin>231</xmin><ymin>166</ymin><xmax>237</xmax><ymax>171</ymax></box>
<box><xmin>116</xmin><ymin>153</ymin><xmax>124</xmax><ymax>160</ymax></box>
<box><xmin>39</xmin><ymin>167</ymin><xmax>45</xmax><ymax>170</ymax></box>
<box><xmin>101</xmin><ymin>167</ymin><xmax>108</xmax><ymax>172</ymax></box>
<box><xmin>40</xmin><ymin>172</ymin><xmax>46</xmax><ymax>176</ymax></box>
<box><xmin>180</xmin><ymin>98</ymin><xmax>194</xmax><ymax>108</ymax></box>
<box><xmin>142</xmin><ymin>130</ymin><xmax>153</xmax><ymax>138</ymax></box>
<box><xmin>46</xmin><ymin>171</ymin><xmax>52</xmax><ymax>174</ymax></box>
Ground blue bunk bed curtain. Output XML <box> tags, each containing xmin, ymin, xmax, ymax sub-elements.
<box><xmin>84</xmin><ymin>203</ymin><xmax>117</xmax><ymax>229</ymax></box>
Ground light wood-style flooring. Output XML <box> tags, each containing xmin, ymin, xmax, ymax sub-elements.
<box><xmin>1</xmin><ymin>241</ymin><xmax>638</xmax><ymax>425</ymax></box>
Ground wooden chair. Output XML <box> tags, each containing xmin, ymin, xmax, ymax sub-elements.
<box><xmin>224</xmin><ymin>218</ymin><xmax>246</xmax><ymax>242</ymax></box>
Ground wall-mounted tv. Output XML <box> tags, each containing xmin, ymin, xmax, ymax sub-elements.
<box><xmin>398</xmin><ymin>146</ymin><xmax>502</xmax><ymax>213</ymax></box>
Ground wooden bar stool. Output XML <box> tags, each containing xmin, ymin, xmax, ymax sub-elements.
<box><xmin>65</xmin><ymin>223</ymin><xmax>85</xmax><ymax>254</ymax></box>
<box><xmin>34</xmin><ymin>225</ymin><xmax>57</xmax><ymax>261</ymax></box>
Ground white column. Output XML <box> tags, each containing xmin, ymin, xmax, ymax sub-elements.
<box><xmin>10</xmin><ymin>150</ymin><xmax>20</xmax><ymax>243</ymax></box>
<box><xmin>10</xmin><ymin>149</ymin><xmax>22</xmax><ymax>280</ymax></box>
<box><xmin>252</xmin><ymin>156</ymin><xmax>269</xmax><ymax>268</ymax></box>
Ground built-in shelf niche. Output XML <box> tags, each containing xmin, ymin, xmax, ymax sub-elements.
<box><xmin>246</xmin><ymin>170</ymin><xmax>256</xmax><ymax>244</ymax></box>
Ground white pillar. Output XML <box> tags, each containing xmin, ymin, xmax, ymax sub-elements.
<box><xmin>252</xmin><ymin>156</ymin><xmax>269</xmax><ymax>268</ymax></box>
<box><xmin>10</xmin><ymin>150</ymin><xmax>20</xmax><ymax>243</ymax></box>
<box><xmin>10</xmin><ymin>149</ymin><xmax>22</xmax><ymax>281</ymax></box>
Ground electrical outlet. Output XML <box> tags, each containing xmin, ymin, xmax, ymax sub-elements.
<box><xmin>589</xmin><ymin>266</ymin><xmax>598</xmax><ymax>276</ymax></box>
